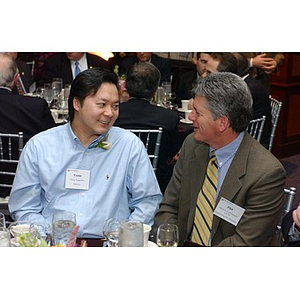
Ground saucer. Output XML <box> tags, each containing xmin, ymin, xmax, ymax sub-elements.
<box><xmin>178</xmin><ymin>108</ymin><xmax>188</xmax><ymax>113</ymax></box>
<box><xmin>147</xmin><ymin>241</ymin><xmax>158</xmax><ymax>247</ymax></box>
<box><xmin>180</xmin><ymin>119</ymin><xmax>193</xmax><ymax>125</ymax></box>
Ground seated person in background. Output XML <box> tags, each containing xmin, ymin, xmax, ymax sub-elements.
<box><xmin>233</xmin><ymin>52</ymin><xmax>272</xmax><ymax>149</ymax></box>
<box><xmin>114</xmin><ymin>62</ymin><xmax>180</xmax><ymax>194</ymax></box>
<box><xmin>152</xmin><ymin>72</ymin><xmax>286</xmax><ymax>246</ymax></box>
<box><xmin>282</xmin><ymin>205</ymin><xmax>300</xmax><ymax>246</ymax></box>
<box><xmin>241</xmin><ymin>52</ymin><xmax>284</xmax><ymax>93</ymax></box>
<box><xmin>6</xmin><ymin>52</ymin><xmax>33</xmax><ymax>94</ymax></box>
<box><xmin>175</xmin><ymin>52</ymin><xmax>212</xmax><ymax>105</ymax></box>
<box><xmin>42</xmin><ymin>52</ymin><xmax>112</xmax><ymax>86</ymax></box>
<box><xmin>203</xmin><ymin>52</ymin><xmax>272</xmax><ymax>149</ymax></box>
<box><xmin>119</xmin><ymin>52</ymin><xmax>171</xmax><ymax>84</ymax></box>
<box><xmin>9</xmin><ymin>67</ymin><xmax>162</xmax><ymax>239</ymax></box>
<box><xmin>0</xmin><ymin>53</ymin><xmax>55</xmax><ymax>197</ymax></box>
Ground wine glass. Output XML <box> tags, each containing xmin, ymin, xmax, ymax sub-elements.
<box><xmin>30</xmin><ymin>222</ymin><xmax>53</xmax><ymax>246</ymax></box>
<box><xmin>0</xmin><ymin>212</ymin><xmax>5</xmax><ymax>228</ymax></box>
<box><xmin>157</xmin><ymin>223</ymin><xmax>179</xmax><ymax>247</ymax></box>
<box><xmin>43</xmin><ymin>83</ymin><xmax>54</xmax><ymax>107</ymax></box>
<box><xmin>102</xmin><ymin>218</ymin><xmax>122</xmax><ymax>247</ymax></box>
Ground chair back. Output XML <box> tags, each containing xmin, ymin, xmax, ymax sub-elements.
<box><xmin>26</xmin><ymin>60</ymin><xmax>35</xmax><ymax>77</ymax></box>
<box><xmin>0</xmin><ymin>132</ymin><xmax>24</xmax><ymax>188</ymax></box>
<box><xmin>269</xmin><ymin>97</ymin><xmax>283</xmax><ymax>152</ymax></box>
<box><xmin>247</xmin><ymin>115</ymin><xmax>266</xmax><ymax>142</ymax></box>
<box><xmin>126</xmin><ymin>127</ymin><xmax>163</xmax><ymax>173</ymax></box>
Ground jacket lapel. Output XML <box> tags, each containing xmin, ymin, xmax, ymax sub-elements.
<box><xmin>211</xmin><ymin>133</ymin><xmax>251</xmax><ymax>239</ymax></box>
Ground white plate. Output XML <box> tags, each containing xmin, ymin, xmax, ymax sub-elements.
<box><xmin>180</xmin><ymin>119</ymin><xmax>193</xmax><ymax>125</ymax></box>
<box><xmin>178</xmin><ymin>108</ymin><xmax>189</xmax><ymax>113</ymax></box>
<box><xmin>147</xmin><ymin>241</ymin><xmax>158</xmax><ymax>247</ymax></box>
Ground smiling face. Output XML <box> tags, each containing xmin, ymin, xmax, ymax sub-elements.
<box><xmin>189</xmin><ymin>95</ymin><xmax>221</xmax><ymax>145</ymax></box>
<box><xmin>72</xmin><ymin>82</ymin><xmax>119</xmax><ymax>145</ymax></box>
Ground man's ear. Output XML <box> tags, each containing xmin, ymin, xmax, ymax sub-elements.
<box><xmin>218</xmin><ymin>115</ymin><xmax>230</xmax><ymax>133</ymax></box>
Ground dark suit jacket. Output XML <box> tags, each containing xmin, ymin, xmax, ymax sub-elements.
<box><xmin>281</xmin><ymin>210</ymin><xmax>300</xmax><ymax>246</ymax></box>
<box><xmin>153</xmin><ymin>132</ymin><xmax>286</xmax><ymax>246</ymax></box>
<box><xmin>0</xmin><ymin>88</ymin><xmax>56</xmax><ymax>197</ymax></box>
<box><xmin>244</xmin><ymin>75</ymin><xmax>272</xmax><ymax>149</ymax></box>
<box><xmin>119</xmin><ymin>54</ymin><xmax>171</xmax><ymax>84</ymax></box>
<box><xmin>42</xmin><ymin>53</ymin><xmax>112</xmax><ymax>86</ymax></box>
<box><xmin>114</xmin><ymin>98</ymin><xmax>179</xmax><ymax>193</ymax></box>
<box><xmin>175</xmin><ymin>69</ymin><xmax>197</xmax><ymax>104</ymax></box>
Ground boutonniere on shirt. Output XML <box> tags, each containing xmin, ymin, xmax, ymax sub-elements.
<box><xmin>91</xmin><ymin>135</ymin><xmax>112</xmax><ymax>150</ymax></box>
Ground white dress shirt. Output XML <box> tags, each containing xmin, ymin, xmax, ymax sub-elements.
<box><xmin>70</xmin><ymin>53</ymin><xmax>88</xmax><ymax>79</ymax></box>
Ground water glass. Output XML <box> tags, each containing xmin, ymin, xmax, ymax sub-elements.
<box><xmin>52</xmin><ymin>211</ymin><xmax>76</xmax><ymax>246</ymax></box>
<box><xmin>0</xmin><ymin>227</ymin><xmax>11</xmax><ymax>247</ymax></box>
<box><xmin>157</xmin><ymin>223</ymin><xmax>179</xmax><ymax>247</ymax></box>
<box><xmin>52</xmin><ymin>78</ymin><xmax>63</xmax><ymax>98</ymax></box>
<box><xmin>64</xmin><ymin>84</ymin><xmax>71</xmax><ymax>100</ymax></box>
<box><xmin>156</xmin><ymin>87</ymin><xmax>165</xmax><ymax>106</ymax></box>
<box><xmin>0</xmin><ymin>212</ymin><xmax>5</xmax><ymax>228</ymax></box>
<box><xmin>118</xmin><ymin>220</ymin><xmax>144</xmax><ymax>247</ymax></box>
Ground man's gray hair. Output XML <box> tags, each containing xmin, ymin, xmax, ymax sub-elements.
<box><xmin>193</xmin><ymin>72</ymin><xmax>253</xmax><ymax>132</ymax></box>
<box><xmin>0</xmin><ymin>53</ymin><xmax>18</xmax><ymax>88</ymax></box>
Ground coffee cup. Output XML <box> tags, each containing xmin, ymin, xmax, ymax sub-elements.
<box><xmin>181</xmin><ymin>100</ymin><xmax>189</xmax><ymax>111</ymax></box>
<box><xmin>185</xmin><ymin>110</ymin><xmax>192</xmax><ymax>120</ymax></box>
<box><xmin>143</xmin><ymin>224</ymin><xmax>151</xmax><ymax>247</ymax></box>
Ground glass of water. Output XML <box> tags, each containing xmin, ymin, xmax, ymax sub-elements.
<box><xmin>0</xmin><ymin>227</ymin><xmax>11</xmax><ymax>247</ymax></box>
<box><xmin>118</xmin><ymin>220</ymin><xmax>144</xmax><ymax>247</ymax></box>
<box><xmin>52</xmin><ymin>211</ymin><xmax>76</xmax><ymax>246</ymax></box>
<box><xmin>157</xmin><ymin>223</ymin><xmax>179</xmax><ymax>247</ymax></box>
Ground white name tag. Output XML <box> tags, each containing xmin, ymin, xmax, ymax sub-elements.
<box><xmin>65</xmin><ymin>169</ymin><xmax>90</xmax><ymax>190</ymax></box>
<box><xmin>213</xmin><ymin>197</ymin><xmax>245</xmax><ymax>226</ymax></box>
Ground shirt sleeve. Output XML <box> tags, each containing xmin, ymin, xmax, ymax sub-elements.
<box><xmin>288</xmin><ymin>222</ymin><xmax>300</xmax><ymax>242</ymax></box>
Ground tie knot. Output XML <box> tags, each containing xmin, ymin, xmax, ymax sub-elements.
<box><xmin>75</xmin><ymin>61</ymin><xmax>79</xmax><ymax>66</ymax></box>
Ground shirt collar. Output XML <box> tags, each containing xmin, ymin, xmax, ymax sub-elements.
<box><xmin>67</xmin><ymin>122</ymin><xmax>110</xmax><ymax>148</ymax></box>
<box><xmin>211</xmin><ymin>132</ymin><xmax>244</xmax><ymax>167</ymax></box>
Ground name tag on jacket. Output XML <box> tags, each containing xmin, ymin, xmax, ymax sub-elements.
<box><xmin>214</xmin><ymin>197</ymin><xmax>245</xmax><ymax>226</ymax></box>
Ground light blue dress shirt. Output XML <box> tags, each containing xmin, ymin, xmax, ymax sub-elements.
<box><xmin>9</xmin><ymin>123</ymin><xmax>162</xmax><ymax>238</ymax></box>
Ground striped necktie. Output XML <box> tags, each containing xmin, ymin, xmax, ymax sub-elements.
<box><xmin>191</xmin><ymin>150</ymin><xmax>218</xmax><ymax>246</ymax></box>
<box><xmin>74</xmin><ymin>61</ymin><xmax>81</xmax><ymax>77</ymax></box>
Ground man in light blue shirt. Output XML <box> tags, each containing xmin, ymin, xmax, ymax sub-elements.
<box><xmin>9</xmin><ymin>67</ymin><xmax>162</xmax><ymax>239</ymax></box>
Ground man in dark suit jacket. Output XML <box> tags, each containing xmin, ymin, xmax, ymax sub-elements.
<box><xmin>119</xmin><ymin>52</ymin><xmax>171</xmax><ymax>84</ymax></box>
<box><xmin>233</xmin><ymin>52</ymin><xmax>272</xmax><ymax>149</ymax></box>
<box><xmin>282</xmin><ymin>206</ymin><xmax>300</xmax><ymax>246</ymax></box>
<box><xmin>175</xmin><ymin>52</ymin><xmax>212</xmax><ymax>104</ymax></box>
<box><xmin>0</xmin><ymin>53</ymin><xmax>56</xmax><ymax>197</ymax></box>
<box><xmin>153</xmin><ymin>73</ymin><xmax>286</xmax><ymax>246</ymax></box>
<box><xmin>114</xmin><ymin>61</ymin><xmax>179</xmax><ymax>193</ymax></box>
<box><xmin>42</xmin><ymin>52</ymin><xmax>112</xmax><ymax>86</ymax></box>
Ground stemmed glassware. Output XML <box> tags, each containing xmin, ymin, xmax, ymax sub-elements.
<box><xmin>43</xmin><ymin>83</ymin><xmax>54</xmax><ymax>107</ymax></box>
<box><xmin>102</xmin><ymin>218</ymin><xmax>122</xmax><ymax>247</ymax></box>
<box><xmin>0</xmin><ymin>212</ymin><xmax>5</xmax><ymax>228</ymax></box>
<box><xmin>157</xmin><ymin>223</ymin><xmax>179</xmax><ymax>247</ymax></box>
